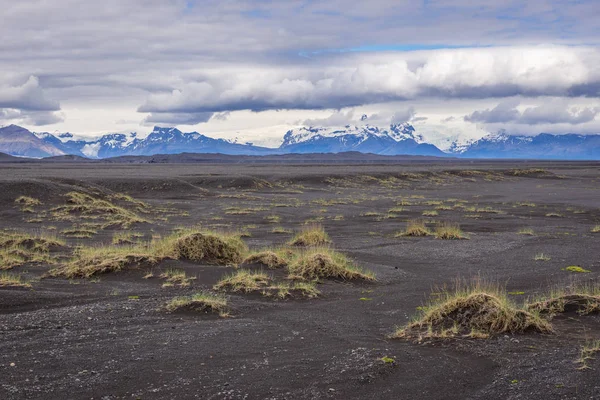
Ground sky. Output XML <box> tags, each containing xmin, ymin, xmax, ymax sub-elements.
<box><xmin>1</xmin><ymin>0</ymin><xmax>599</xmax><ymax>148</ymax></box>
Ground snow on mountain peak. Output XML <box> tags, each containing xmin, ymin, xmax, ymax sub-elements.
<box><xmin>282</xmin><ymin>122</ymin><xmax>418</xmax><ymax>147</ymax></box>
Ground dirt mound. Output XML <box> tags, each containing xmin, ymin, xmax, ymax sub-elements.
<box><xmin>243</xmin><ymin>251</ymin><xmax>288</xmax><ymax>268</ymax></box>
<box><xmin>172</xmin><ymin>233</ymin><xmax>247</xmax><ymax>265</ymax></box>
<box><xmin>397</xmin><ymin>293</ymin><xmax>552</xmax><ymax>339</ymax></box>
<box><xmin>528</xmin><ymin>294</ymin><xmax>600</xmax><ymax>316</ymax></box>
<box><xmin>288</xmin><ymin>251</ymin><xmax>374</xmax><ymax>281</ymax></box>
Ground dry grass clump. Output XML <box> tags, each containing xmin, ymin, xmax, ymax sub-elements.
<box><xmin>534</xmin><ymin>253</ymin><xmax>551</xmax><ymax>261</ymax></box>
<box><xmin>0</xmin><ymin>231</ymin><xmax>65</xmax><ymax>269</ymax></box>
<box><xmin>214</xmin><ymin>269</ymin><xmax>320</xmax><ymax>299</ymax></box>
<box><xmin>51</xmin><ymin>191</ymin><xmax>148</xmax><ymax>228</ymax></box>
<box><xmin>393</xmin><ymin>280</ymin><xmax>552</xmax><ymax>340</ymax></box>
<box><xmin>0</xmin><ymin>271</ymin><xmax>31</xmax><ymax>288</ymax></box>
<box><xmin>243</xmin><ymin>250</ymin><xmax>289</xmax><ymax>269</ymax></box>
<box><xmin>112</xmin><ymin>231</ymin><xmax>144</xmax><ymax>245</ymax></box>
<box><xmin>507</xmin><ymin>168</ymin><xmax>547</xmax><ymax>176</ymax></box>
<box><xmin>214</xmin><ymin>270</ymin><xmax>271</xmax><ymax>293</ymax></box>
<box><xmin>271</xmin><ymin>226</ymin><xmax>292</xmax><ymax>234</ymax></box>
<box><xmin>15</xmin><ymin>196</ymin><xmax>42</xmax><ymax>212</ymax></box>
<box><xmin>288</xmin><ymin>224</ymin><xmax>331</xmax><ymax>246</ymax></box>
<box><xmin>287</xmin><ymin>247</ymin><xmax>375</xmax><ymax>281</ymax></box>
<box><xmin>47</xmin><ymin>244</ymin><xmax>160</xmax><ymax>278</ymax></box>
<box><xmin>169</xmin><ymin>231</ymin><xmax>248</xmax><ymax>265</ymax></box>
<box><xmin>61</xmin><ymin>228</ymin><xmax>97</xmax><ymax>238</ymax></box>
<box><xmin>422</xmin><ymin>210</ymin><xmax>438</xmax><ymax>217</ymax></box>
<box><xmin>527</xmin><ymin>283</ymin><xmax>600</xmax><ymax>316</ymax></box>
<box><xmin>48</xmin><ymin>228</ymin><xmax>249</xmax><ymax>278</ymax></box>
<box><xmin>577</xmin><ymin>340</ymin><xmax>600</xmax><ymax>370</ymax></box>
<box><xmin>267</xmin><ymin>281</ymin><xmax>320</xmax><ymax>299</ymax></box>
<box><xmin>518</xmin><ymin>228</ymin><xmax>535</xmax><ymax>235</ymax></box>
<box><xmin>159</xmin><ymin>268</ymin><xmax>196</xmax><ymax>287</ymax></box>
<box><xmin>591</xmin><ymin>225</ymin><xmax>600</xmax><ymax>233</ymax></box>
<box><xmin>434</xmin><ymin>223</ymin><xmax>468</xmax><ymax>240</ymax></box>
<box><xmin>396</xmin><ymin>219</ymin><xmax>430</xmax><ymax>237</ymax></box>
<box><xmin>165</xmin><ymin>292</ymin><xmax>228</xmax><ymax>316</ymax></box>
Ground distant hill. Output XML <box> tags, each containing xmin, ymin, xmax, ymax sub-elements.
<box><xmin>0</xmin><ymin>125</ymin><xmax>66</xmax><ymax>158</ymax></box>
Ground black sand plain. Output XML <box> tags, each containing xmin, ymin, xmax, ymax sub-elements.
<box><xmin>1</xmin><ymin>160</ymin><xmax>599</xmax><ymax>399</ymax></box>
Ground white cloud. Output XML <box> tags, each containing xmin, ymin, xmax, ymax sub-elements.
<box><xmin>0</xmin><ymin>76</ymin><xmax>60</xmax><ymax>111</ymax></box>
<box><xmin>465</xmin><ymin>99</ymin><xmax>600</xmax><ymax>125</ymax></box>
<box><xmin>137</xmin><ymin>46</ymin><xmax>600</xmax><ymax>118</ymax></box>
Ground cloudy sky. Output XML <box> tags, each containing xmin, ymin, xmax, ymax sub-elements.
<box><xmin>1</xmin><ymin>0</ymin><xmax>599</xmax><ymax>148</ymax></box>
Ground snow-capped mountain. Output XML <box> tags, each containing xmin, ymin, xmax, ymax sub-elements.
<box><xmin>454</xmin><ymin>130</ymin><xmax>600</xmax><ymax>159</ymax></box>
<box><xmin>2</xmin><ymin>123</ymin><xmax>599</xmax><ymax>159</ymax></box>
<box><xmin>280</xmin><ymin>122</ymin><xmax>444</xmax><ymax>156</ymax></box>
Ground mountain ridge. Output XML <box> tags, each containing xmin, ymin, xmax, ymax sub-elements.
<box><xmin>1</xmin><ymin>123</ymin><xmax>599</xmax><ymax>160</ymax></box>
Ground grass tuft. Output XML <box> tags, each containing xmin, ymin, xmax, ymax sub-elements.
<box><xmin>517</xmin><ymin>228</ymin><xmax>535</xmax><ymax>235</ymax></box>
<box><xmin>434</xmin><ymin>223</ymin><xmax>468</xmax><ymax>240</ymax></box>
<box><xmin>577</xmin><ymin>340</ymin><xmax>600</xmax><ymax>370</ymax></box>
<box><xmin>243</xmin><ymin>250</ymin><xmax>289</xmax><ymax>269</ymax></box>
<box><xmin>396</xmin><ymin>219</ymin><xmax>430</xmax><ymax>237</ymax></box>
<box><xmin>214</xmin><ymin>270</ymin><xmax>271</xmax><ymax>293</ymax></box>
<box><xmin>393</xmin><ymin>279</ymin><xmax>552</xmax><ymax>340</ymax></box>
<box><xmin>527</xmin><ymin>283</ymin><xmax>600</xmax><ymax>316</ymax></box>
<box><xmin>534</xmin><ymin>253</ymin><xmax>551</xmax><ymax>261</ymax></box>
<box><xmin>288</xmin><ymin>224</ymin><xmax>331</xmax><ymax>247</ymax></box>
<box><xmin>287</xmin><ymin>247</ymin><xmax>375</xmax><ymax>281</ymax></box>
<box><xmin>0</xmin><ymin>271</ymin><xmax>31</xmax><ymax>288</ymax></box>
<box><xmin>165</xmin><ymin>291</ymin><xmax>228</xmax><ymax>316</ymax></box>
<box><xmin>169</xmin><ymin>231</ymin><xmax>248</xmax><ymax>265</ymax></box>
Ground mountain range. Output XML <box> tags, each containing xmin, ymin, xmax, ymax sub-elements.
<box><xmin>0</xmin><ymin>122</ymin><xmax>599</xmax><ymax>160</ymax></box>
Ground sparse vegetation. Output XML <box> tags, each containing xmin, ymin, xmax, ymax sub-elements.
<box><xmin>48</xmin><ymin>228</ymin><xmax>248</xmax><ymax>278</ymax></box>
<box><xmin>51</xmin><ymin>191</ymin><xmax>149</xmax><ymax>228</ymax></box>
<box><xmin>422</xmin><ymin>210</ymin><xmax>438</xmax><ymax>217</ymax></box>
<box><xmin>534</xmin><ymin>253</ymin><xmax>551</xmax><ymax>261</ymax></box>
<box><xmin>169</xmin><ymin>231</ymin><xmax>248</xmax><ymax>265</ymax></box>
<box><xmin>271</xmin><ymin>227</ymin><xmax>292</xmax><ymax>234</ymax></box>
<box><xmin>546</xmin><ymin>212</ymin><xmax>563</xmax><ymax>218</ymax></box>
<box><xmin>62</xmin><ymin>228</ymin><xmax>97</xmax><ymax>238</ymax></box>
<box><xmin>564</xmin><ymin>266</ymin><xmax>591</xmax><ymax>273</ymax></box>
<box><xmin>393</xmin><ymin>279</ymin><xmax>552</xmax><ymax>340</ymax></box>
<box><xmin>112</xmin><ymin>231</ymin><xmax>144</xmax><ymax>245</ymax></box>
<box><xmin>518</xmin><ymin>228</ymin><xmax>535</xmax><ymax>235</ymax></box>
<box><xmin>434</xmin><ymin>223</ymin><xmax>468</xmax><ymax>240</ymax></box>
<box><xmin>0</xmin><ymin>231</ymin><xmax>65</xmax><ymax>269</ymax></box>
<box><xmin>507</xmin><ymin>168</ymin><xmax>547</xmax><ymax>176</ymax></box>
<box><xmin>287</xmin><ymin>247</ymin><xmax>375</xmax><ymax>281</ymax></box>
<box><xmin>165</xmin><ymin>292</ymin><xmax>228</xmax><ymax>316</ymax></box>
<box><xmin>243</xmin><ymin>250</ymin><xmax>289</xmax><ymax>268</ymax></box>
<box><xmin>214</xmin><ymin>270</ymin><xmax>271</xmax><ymax>293</ymax></box>
<box><xmin>527</xmin><ymin>282</ymin><xmax>600</xmax><ymax>316</ymax></box>
<box><xmin>288</xmin><ymin>224</ymin><xmax>331</xmax><ymax>246</ymax></box>
<box><xmin>396</xmin><ymin>219</ymin><xmax>430</xmax><ymax>237</ymax></box>
<box><xmin>0</xmin><ymin>271</ymin><xmax>31</xmax><ymax>288</ymax></box>
<box><xmin>591</xmin><ymin>226</ymin><xmax>600</xmax><ymax>233</ymax></box>
<box><xmin>15</xmin><ymin>196</ymin><xmax>42</xmax><ymax>212</ymax></box>
<box><xmin>159</xmin><ymin>268</ymin><xmax>195</xmax><ymax>287</ymax></box>
<box><xmin>577</xmin><ymin>340</ymin><xmax>600</xmax><ymax>370</ymax></box>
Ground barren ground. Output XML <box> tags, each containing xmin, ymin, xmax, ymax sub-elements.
<box><xmin>1</xmin><ymin>161</ymin><xmax>599</xmax><ymax>399</ymax></box>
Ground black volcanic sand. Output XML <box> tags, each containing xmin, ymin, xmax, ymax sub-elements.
<box><xmin>1</xmin><ymin>161</ymin><xmax>600</xmax><ymax>399</ymax></box>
